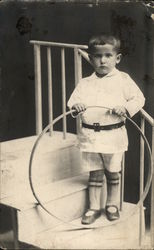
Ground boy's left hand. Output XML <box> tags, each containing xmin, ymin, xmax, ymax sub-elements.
<box><xmin>112</xmin><ymin>106</ymin><xmax>127</xmax><ymax>117</ymax></box>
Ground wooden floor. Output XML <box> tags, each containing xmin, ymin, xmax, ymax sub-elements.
<box><xmin>22</xmin><ymin>202</ymin><xmax>147</xmax><ymax>249</ymax></box>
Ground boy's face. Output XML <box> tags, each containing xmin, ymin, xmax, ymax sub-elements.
<box><xmin>89</xmin><ymin>44</ymin><xmax>122</xmax><ymax>76</ymax></box>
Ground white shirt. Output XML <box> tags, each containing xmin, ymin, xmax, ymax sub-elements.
<box><xmin>67</xmin><ymin>68</ymin><xmax>145</xmax><ymax>153</ymax></box>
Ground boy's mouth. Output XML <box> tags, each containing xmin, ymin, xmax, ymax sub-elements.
<box><xmin>100</xmin><ymin>65</ymin><xmax>107</xmax><ymax>68</ymax></box>
<box><xmin>99</xmin><ymin>66</ymin><xmax>108</xmax><ymax>70</ymax></box>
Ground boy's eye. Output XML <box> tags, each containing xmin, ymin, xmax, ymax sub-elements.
<box><xmin>92</xmin><ymin>53</ymin><xmax>113</xmax><ymax>59</ymax></box>
<box><xmin>93</xmin><ymin>54</ymin><xmax>102</xmax><ymax>58</ymax></box>
<box><xmin>105</xmin><ymin>53</ymin><xmax>112</xmax><ymax>58</ymax></box>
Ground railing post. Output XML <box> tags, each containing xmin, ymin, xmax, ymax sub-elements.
<box><xmin>11</xmin><ymin>208</ymin><xmax>19</xmax><ymax>249</ymax></box>
<box><xmin>120</xmin><ymin>153</ymin><xmax>125</xmax><ymax>211</ymax></box>
<box><xmin>34</xmin><ymin>44</ymin><xmax>42</xmax><ymax>134</ymax></box>
<box><xmin>74</xmin><ymin>48</ymin><xmax>82</xmax><ymax>134</ymax></box>
<box><xmin>151</xmin><ymin>125</ymin><xmax>154</xmax><ymax>247</ymax></box>
<box><xmin>47</xmin><ymin>47</ymin><xmax>53</xmax><ymax>136</ymax></box>
<box><xmin>61</xmin><ymin>48</ymin><xmax>67</xmax><ymax>139</ymax></box>
<box><xmin>139</xmin><ymin>116</ymin><xmax>145</xmax><ymax>246</ymax></box>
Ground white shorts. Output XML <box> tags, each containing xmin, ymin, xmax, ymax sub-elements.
<box><xmin>82</xmin><ymin>152</ymin><xmax>124</xmax><ymax>173</ymax></box>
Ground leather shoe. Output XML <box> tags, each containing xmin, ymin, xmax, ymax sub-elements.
<box><xmin>81</xmin><ymin>209</ymin><xmax>101</xmax><ymax>225</ymax></box>
<box><xmin>105</xmin><ymin>205</ymin><xmax>120</xmax><ymax>221</ymax></box>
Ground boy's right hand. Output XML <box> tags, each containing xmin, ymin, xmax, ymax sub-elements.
<box><xmin>72</xmin><ymin>103</ymin><xmax>86</xmax><ymax>113</ymax></box>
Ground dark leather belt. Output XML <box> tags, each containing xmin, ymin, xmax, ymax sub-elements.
<box><xmin>82</xmin><ymin>121</ymin><xmax>125</xmax><ymax>132</ymax></box>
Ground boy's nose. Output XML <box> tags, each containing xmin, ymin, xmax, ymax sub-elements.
<box><xmin>100</xmin><ymin>56</ymin><xmax>106</xmax><ymax>64</ymax></box>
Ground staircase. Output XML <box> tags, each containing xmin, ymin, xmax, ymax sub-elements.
<box><xmin>0</xmin><ymin>132</ymin><xmax>147</xmax><ymax>249</ymax></box>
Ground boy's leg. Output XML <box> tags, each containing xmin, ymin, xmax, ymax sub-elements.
<box><xmin>81</xmin><ymin>169</ymin><xmax>104</xmax><ymax>224</ymax></box>
<box><xmin>105</xmin><ymin>170</ymin><xmax>120</xmax><ymax>207</ymax></box>
<box><xmin>89</xmin><ymin>169</ymin><xmax>105</xmax><ymax>210</ymax></box>
<box><xmin>103</xmin><ymin>153</ymin><xmax>123</xmax><ymax>221</ymax></box>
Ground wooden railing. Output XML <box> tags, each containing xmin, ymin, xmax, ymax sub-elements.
<box><xmin>30</xmin><ymin>40</ymin><xmax>154</xmax><ymax>247</ymax></box>
<box><xmin>139</xmin><ymin>109</ymin><xmax>154</xmax><ymax>246</ymax></box>
<box><xmin>30</xmin><ymin>40</ymin><xmax>87</xmax><ymax>137</ymax></box>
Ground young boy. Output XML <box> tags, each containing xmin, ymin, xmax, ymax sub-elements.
<box><xmin>67</xmin><ymin>34</ymin><xmax>145</xmax><ymax>224</ymax></box>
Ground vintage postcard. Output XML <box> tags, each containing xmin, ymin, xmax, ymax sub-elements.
<box><xmin>0</xmin><ymin>0</ymin><xmax>154</xmax><ymax>249</ymax></box>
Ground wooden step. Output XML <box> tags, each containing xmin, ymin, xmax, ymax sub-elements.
<box><xmin>18</xmin><ymin>190</ymin><xmax>88</xmax><ymax>242</ymax></box>
<box><xmin>1</xmin><ymin>132</ymin><xmax>85</xmax><ymax>198</ymax></box>
<box><xmin>22</xmin><ymin>202</ymin><xmax>145</xmax><ymax>249</ymax></box>
<box><xmin>0</xmin><ymin>174</ymin><xmax>89</xmax><ymax>211</ymax></box>
<box><xmin>0</xmin><ymin>174</ymin><xmax>89</xmax><ymax>241</ymax></box>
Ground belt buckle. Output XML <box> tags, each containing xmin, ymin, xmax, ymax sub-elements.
<box><xmin>93</xmin><ymin>123</ymin><xmax>101</xmax><ymax>132</ymax></box>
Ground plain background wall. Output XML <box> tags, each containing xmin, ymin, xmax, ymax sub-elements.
<box><xmin>0</xmin><ymin>1</ymin><xmax>154</xmax><ymax>226</ymax></box>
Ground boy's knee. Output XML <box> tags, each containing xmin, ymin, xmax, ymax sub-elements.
<box><xmin>89</xmin><ymin>169</ymin><xmax>104</xmax><ymax>181</ymax></box>
<box><xmin>105</xmin><ymin>169</ymin><xmax>120</xmax><ymax>184</ymax></box>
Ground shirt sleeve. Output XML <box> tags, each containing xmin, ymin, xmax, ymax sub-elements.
<box><xmin>67</xmin><ymin>81</ymin><xmax>84</xmax><ymax>109</ymax></box>
<box><xmin>123</xmin><ymin>74</ymin><xmax>145</xmax><ymax>117</ymax></box>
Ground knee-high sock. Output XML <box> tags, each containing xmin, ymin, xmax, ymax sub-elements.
<box><xmin>88</xmin><ymin>170</ymin><xmax>104</xmax><ymax>210</ymax></box>
<box><xmin>105</xmin><ymin>170</ymin><xmax>120</xmax><ymax>207</ymax></box>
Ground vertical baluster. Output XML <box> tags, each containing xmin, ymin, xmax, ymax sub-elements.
<box><xmin>120</xmin><ymin>153</ymin><xmax>125</xmax><ymax>211</ymax></box>
<box><xmin>61</xmin><ymin>48</ymin><xmax>67</xmax><ymax>139</ymax></box>
<box><xmin>74</xmin><ymin>48</ymin><xmax>82</xmax><ymax>81</ymax></box>
<box><xmin>47</xmin><ymin>47</ymin><xmax>53</xmax><ymax>136</ymax></box>
<box><xmin>139</xmin><ymin>116</ymin><xmax>145</xmax><ymax>246</ymax></box>
<box><xmin>34</xmin><ymin>44</ymin><xmax>42</xmax><ymax>134</ymax></box>
<box><xmin>151</xmin><ymin>125</ymin><xmax>154</xmax><ymax>247</ymax></box>
<box><xmin>74</xmin><ymin>48</ymin><xmax>82</xmax><ymax>134</ymax></box>
<box><xmin>11</xmin><ymin>208</ymin><xmax>19</xmax><ymax>249</ymax></box>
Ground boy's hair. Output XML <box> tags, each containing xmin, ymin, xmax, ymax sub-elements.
<box><xmin>88</xmin><ymin>34</ymin><xmax>121</xmax><ymax>54</ymax></box>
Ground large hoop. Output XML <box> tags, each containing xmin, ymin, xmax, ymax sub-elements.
<box><xmin>29</xmin><ymin>106</ymin><xmax>153</xmax><ymax>229</ymax></box>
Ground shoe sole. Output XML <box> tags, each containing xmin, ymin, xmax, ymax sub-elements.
<box><xmin>81</xmin><ymin>213</ymin><xmax>101</xmax><ymax>225</ymax></box>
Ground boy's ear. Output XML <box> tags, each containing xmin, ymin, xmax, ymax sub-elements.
<box><xmin>116</xmin><ymin>53</ymin><xmax>122</xmax><ymax>64</ymax></box>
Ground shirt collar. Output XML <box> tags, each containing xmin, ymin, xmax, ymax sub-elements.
<box><xmin>91</xmin><ymin>68</ymin><xmax>119</xmax><ymax>79</ymax></box>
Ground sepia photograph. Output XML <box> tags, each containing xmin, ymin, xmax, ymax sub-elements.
<box><xmin>0</xmin><ymin>0</ymin><xmax>154</xmax><ymax>249</ymax></box>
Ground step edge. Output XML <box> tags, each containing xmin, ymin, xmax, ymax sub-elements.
<box><xmin>0</xmin><ymin>174</ymin><xmax>89</xmax><ymax>211</ymax></box>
